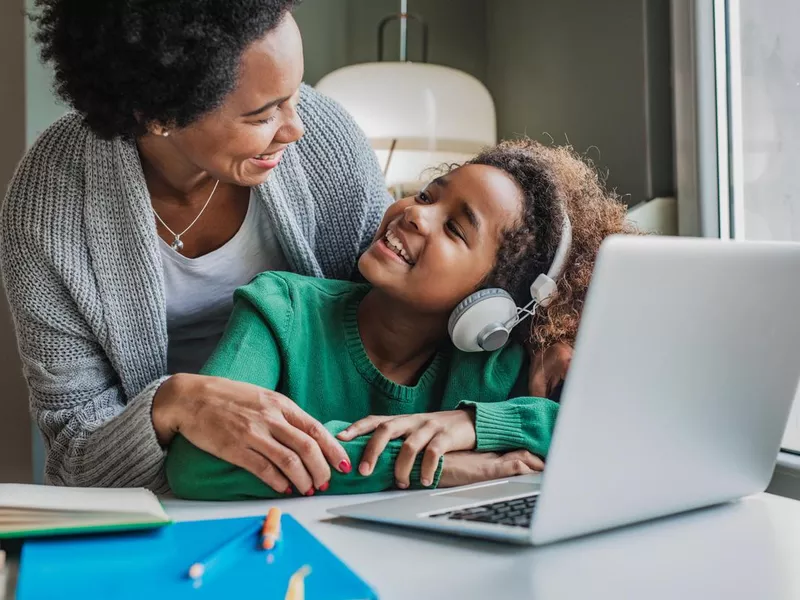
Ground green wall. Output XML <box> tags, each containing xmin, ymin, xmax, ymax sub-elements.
<box><xmin>293</xmin><ymin>0</ymin><xmax>350</xmax><ymax>86</ymax></box>
<box><xmin>485</xmin><ymin>0</ymin><xmax>673</xmax><ymax>204</ymax></box>
<box><xmin>343</xmin><ymin>0</ymin><xmax>487</xmax><ymax>82</ymax></box>
<box><xmin>297</xmin><ymin>0</ymin><xmax>674</xmax><ymax>204</ymax></box>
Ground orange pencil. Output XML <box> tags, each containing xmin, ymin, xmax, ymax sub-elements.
<box><xmin>261</xmin><ymin>507</ymin><xmax>282</xmax><ymax>550</ymax></box>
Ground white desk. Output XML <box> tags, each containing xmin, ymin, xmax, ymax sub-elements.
<box><xmin>159</xmin><ymin>491</ymin><xmax>800</xmax><ymax>600</ymax></box>
<box><xmin>5</xmin><ymin>492</ymin><xmax>800</xmax><ymax>599</ymax></box>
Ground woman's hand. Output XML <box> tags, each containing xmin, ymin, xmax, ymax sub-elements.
<box><xmin>153</xmin><ymin>374</ymin><xmax>351</xmax><ymax>496</ymax></box>
<box><xmin>528</xmin><ymin>342</ymin><xmax>574</xmax><ymax>398</ymax></box>
<box><xmin>439</xmin><ymin>450</ymin><xmax>545</xmax><ymax>488</ymax></box>
<box><xmin>337</xmin><ymin>410</ymin><xmax>477</xmax><ymax>488</ymax></box>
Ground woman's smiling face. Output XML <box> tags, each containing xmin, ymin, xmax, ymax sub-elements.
<box><xmin>152</xmin><ymin>14</ymin><xmax>306</xmax><ymax>187</ymax></box>
<box><xmin>358</xmin><ymin>164</ymin><xmax>524</xmax><ymax>314</ymax></box>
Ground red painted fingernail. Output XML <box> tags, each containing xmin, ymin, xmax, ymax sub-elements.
<box><xmin>339</xmin><ymin>460</ymin><xmax>352</xmax><ymax>474</ymax></box>
<box><xmin>305</xmin><ymin>488</ymin><xmax>315</xmax><ymax>497</ymax></box>
<box><xmin>319</xmin><ymin>481</ymin><xmax>330</xmax><ymax>492</ymax></box>
<box><xmin>284</xmin><ymin>487</ymin><xmax>293</xmax><ymax>495</ymax></box>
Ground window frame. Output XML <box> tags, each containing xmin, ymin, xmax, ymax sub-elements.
<box><xmin>672</xmin><ymin>0</ymin><xmax>800</xmax><ymax>456</ymax></box>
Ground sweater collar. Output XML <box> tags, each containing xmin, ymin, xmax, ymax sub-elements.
<box><xmin>343</xmin><ymin>292</ymin><xmax>449</xmax><ymax>403</ymax></box>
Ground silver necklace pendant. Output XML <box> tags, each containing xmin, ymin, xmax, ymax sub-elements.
<box><xmin>152</xmin><ymin>179</ymin><xmax>220</xmax><ymax>255</ymax></box>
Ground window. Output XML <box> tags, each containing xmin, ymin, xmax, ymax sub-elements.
<box><xmin>674</xmin><ymin>0</ymin><xmax>800</xmax><ymax>452</ymax></box>
<box><xmin>720</xmin><ymin>0</ymin><xmax>800</xmax><ymax>451</ymax></box>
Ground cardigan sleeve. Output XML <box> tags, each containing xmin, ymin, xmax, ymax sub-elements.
<box><xmin>0</xmin><ymin>114</ymin><xmax>169</xmax><ymax>491</ymax></box>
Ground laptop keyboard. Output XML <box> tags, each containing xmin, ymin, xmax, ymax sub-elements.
<box><xmin>430</xmin><ymin>494</ymin><xmax>539</xmax><ymax>528</ymax></box>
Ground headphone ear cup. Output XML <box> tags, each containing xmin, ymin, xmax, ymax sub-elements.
<box><xmin>448</xmin><ymin>289</ymin><xmax>517</xmax><ymax>352</ymax></box>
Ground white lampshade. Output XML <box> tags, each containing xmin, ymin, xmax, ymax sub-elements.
<box><xmin>316</xmin><ymin>62</ymin><xmax>496</xmax><ymax>191</ymax></box>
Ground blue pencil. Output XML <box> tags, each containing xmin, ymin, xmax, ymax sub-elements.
<box><xmin>188</xmin><ymin>521</ymin><xmax>261</xmax><ymax>580</ymax></box>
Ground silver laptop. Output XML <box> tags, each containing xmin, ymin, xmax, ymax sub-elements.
<box><xmin>330</xmin><ymin>236</ymin><xmax>800</xmax><ymax>545</ymax></box>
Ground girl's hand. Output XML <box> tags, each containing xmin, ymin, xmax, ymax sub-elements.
<box><xmin>439</xmin><ymin>450</ymin><xmax>544</xmax><ymax>488</ymax></box>
<box><xmin>337</xmin><ymin>410</ymin><xmax>477</xmax><ymax>488</ymax></box>
<box><xmin>153</xmin><ymin>374</ymin><xmax>351</xmax><ymax>496</ymax></box>
<box><xmin>528</xmin><ymin>342</ymin><xmax>573</xmax><ymax>398</ymax></box>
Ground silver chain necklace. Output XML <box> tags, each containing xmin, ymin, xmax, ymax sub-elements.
<box><xmin>152</xmin><ymin>179</ymin><xmax>220</xmax><ymax>253</ymax></box>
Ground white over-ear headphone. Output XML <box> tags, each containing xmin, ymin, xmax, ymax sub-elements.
<box><xmin>448</xmin><ymin>211</ymin><xmax>573</xmax><ymax>352</ymax></box>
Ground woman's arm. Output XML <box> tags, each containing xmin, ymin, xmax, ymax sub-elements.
<box><xmin>1</xmin><ymin>135</ymin><xmax>169</xmax><ymax>490</ymax></box>
<box><xmin>439</xmin><ymin>449</ymin><xmax>544</xmax><ymax>488</ymax></box>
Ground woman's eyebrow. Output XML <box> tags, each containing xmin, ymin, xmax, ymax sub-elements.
<box><xmin>241</xmin><ymin>95</ymin><xmax>291</xmax><ymax>117</ymax></box>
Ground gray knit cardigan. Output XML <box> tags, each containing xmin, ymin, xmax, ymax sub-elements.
<box><xmin>0</xmin><ymin>85</ymin><xmax>390</xmax><ymax>491</ymax></box>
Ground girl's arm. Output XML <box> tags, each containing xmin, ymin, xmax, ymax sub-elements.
<box><xmin>456</xmin><ymin>396</ymin><xmax>559</xmax><ymax>457</ymax></box>
<box><xmin>341</xmin><ymin>344</ymin><xmax>570</xmax><ymax>487</ymax></box>
<box><xmin>455</xmin><ymin>342</ymin><xmax>572</xmax><ymax>455</ymax></box>
<box><xmin>165</xmin><ymin>299</ymin><xmax>442</xmax><ymax>500</ymax></box>
<box><xmin>457</xmin><ymin>342</ymin><xmax>571</xmax><ymax>456</ymax></box>
<box><xmin>167</xmin><ymin>421</ymin><xmax>442</xmax><ymax>500</ymax></box>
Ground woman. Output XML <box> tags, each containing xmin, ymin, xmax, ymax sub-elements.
<box><xmin>2</xmin><ymin>0</ymin><xmax>558</xmax><ymax>492</ymax></box>
<box><xmin>166</xmin><ymin>140</ymin><xmax>634</xmax><ymax>500</ymax></box>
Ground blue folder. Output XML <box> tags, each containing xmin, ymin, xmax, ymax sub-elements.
<box><xmin>17</xmin><ymin>514</ymin><xmax>377</xmax><ymax>599</ymax></box>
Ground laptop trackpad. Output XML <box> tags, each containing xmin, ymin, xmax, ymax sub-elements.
<box><xmin>437</xmin><ymin>482</ymin><xmax>537</xmax><ymax>501</ymax></box>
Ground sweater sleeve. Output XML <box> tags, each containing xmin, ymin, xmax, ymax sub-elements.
<box><xmin>0</xmin><ymin>115</ymin><xmax>170</xmax><ymax>491</ymax></box>
<box><xmin>457</xmin><ymin>397</ymin><xmax>559</xmax><ymax>457</ymax></box>
<box><xmin>167</xmin><ymin>421</ymin><xmax>442</xmax><ymax>501</ymax></box>
<box><xmin>198</xmin><ymin>295</ymin><xmax>283</xmax><ymax>388</ymax></box>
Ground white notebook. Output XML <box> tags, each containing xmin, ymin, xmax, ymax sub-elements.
<box><xmin>0</xmin><ymin>484</ymin><xmax>170</xmax><ymax>538</ymax></box>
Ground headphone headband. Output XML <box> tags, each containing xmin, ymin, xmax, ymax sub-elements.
<box><xmin>547</xmin><ymin>212</ymin><xmax>573</xmax><ymax>281</ymax></box>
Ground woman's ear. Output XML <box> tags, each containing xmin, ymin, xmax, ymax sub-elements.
<box><xmin>148</xmin><ymin>123</ymin><xmax>171</xmax><ymax>137</ymax></box>
<box><xmin>138</xmin><ymin>113</ymin><xmax>172</xmax><ymax>138</ymax></box>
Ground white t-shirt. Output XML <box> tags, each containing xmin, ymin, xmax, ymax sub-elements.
<box><xmin>160</xmin><ymin>191</ymin><xmax>289</xmax><ymax>374</ymax></box>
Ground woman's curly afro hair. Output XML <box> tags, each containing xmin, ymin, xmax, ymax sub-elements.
<box><xmin>31</xmin><ymin>0</ymin><xmax>299</xmax><ymax>140</ymax></box>
<box><xmin>470</xmin><ymin>139</ymin><xmax>638</xmax><ymax>351</ymax></box>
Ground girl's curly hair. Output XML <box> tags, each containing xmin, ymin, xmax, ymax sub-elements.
<box><xmin>469</xmin><ymin>139</ymin><xmax>637</xmax><ymax>351</ymax></box>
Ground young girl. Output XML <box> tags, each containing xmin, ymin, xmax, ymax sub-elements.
<box><xmin>166</xmin><ymin>140</ymin><xmax>634</xmax><ymax>500</ymax></box>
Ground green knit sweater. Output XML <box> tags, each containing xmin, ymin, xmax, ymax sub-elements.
<box><xmin>166</xmin><ymin>272</ymin><xmax>560</xmax><ymax>500</ymax></box>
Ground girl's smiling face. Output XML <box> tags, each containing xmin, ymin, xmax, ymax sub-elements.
<box><xmin>358</xmin><ymin>164</ymin><xmax>524</xmax><ymax>315</ymax></box>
